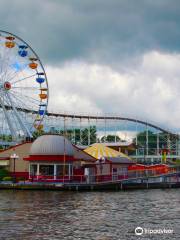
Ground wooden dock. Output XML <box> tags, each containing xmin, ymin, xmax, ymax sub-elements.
<box><xmin>0</xmin><ymin>172</ymin><xmax>180</xmax><ymax>191</ymax></box>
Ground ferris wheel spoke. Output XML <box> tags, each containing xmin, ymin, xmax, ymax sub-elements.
<box><xmin>2</xmin><ymin>67</ymin><xmax>21</xmax><ymax>83</ymax></box>
<box><xmin>1</xmin><ymin>46</ymin><xmax>24</xmax><ymax>83</ymax></box>
<box><xmin>0</xmin><ymin>46</ymin><xmax>10</xmax><ymax>77</ymax></box>
<box><xmin>11</xmin><ymin>73</ymin><xmax>37</xmax><ymax>85</ymax></box>
<box><xmin>2</xmin><ymin>54</ymin><xmax>27</xmax><ymax>82</ymax></box>
<box><xmin>0</xmin><ymin>49</ymin><xmax>14</xmax><ymax>83</ymax></box>
<box><xmin>8</xmin><ymin>93</ymin><xmax>34</xmax><ymax>111</ymax></box>
<box><xmin>6</xmin><ymin>68</ymin><xmax>27</xmax><ymax>83</ymax></box>
<box><xmin>12</xmin><ymin>86</ymin><xmax>39</xmax><ymax>90</ymax></box>
<box><xmin>0</xmin><ymin>94</ymin><xmax>17</xmax><ymax>140</ymax></box>
<box><xmin>1</xmin><ymin>51</ymin><xmax>11</xmax><ymax>82</ymax></box>
<box><xmin>4</xmin><ymin>60</ymin><xmax>29</xmax><ymax>84</ymax></box>
<box><xmin>8</xmin><ymin>91</ymin><xmax>38</xmax><ymax>111</ymax></box>
<box><xmin>10</xmin><ymin>89</ymin><xmax>41</xmax><ymax>105</ymax></box>
<box><xmin>6</xmin><ymin>92</ymin><xmax>32</xmax><ymax>138</ymax></box>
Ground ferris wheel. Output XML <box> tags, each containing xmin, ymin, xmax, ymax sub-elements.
<box><xmin>0</xmin><ymin>30</ymin><xmax>48</xmax><ymax>141</ymax></box>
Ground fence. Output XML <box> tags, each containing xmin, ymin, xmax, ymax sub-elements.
<box><xmin>28</xmin><ymin>166</ymin><xmax>179</xmax><ymax>184</ymax></box>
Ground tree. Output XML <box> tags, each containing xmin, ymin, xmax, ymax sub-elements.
<box><xmin>59</xmin><ymin>126</ymin><xmax>97</xmax><ymax>145</ymax></box>
<box><xmin>32</xmin><ymin>130</ymin><xmax>44</xmax><ymax>139</ymax></box>
<box><xmin>101</xmin><ymin>135</ymin><xmax>121</xmax><ymax>143</ymax></box>
<box><xmin>0</xmin><ymin>168</ymin><xmax>9</xmax><ymax>180</ymax></box>
<box><xmin>133</xmin><ymin>130</ymin><xmax>177</xmax><ymax>155</ymax></box>
<box><xmin>81</xmin><ymin>126</ymin><xmax>97</xmax><ymax>145</ymax></box>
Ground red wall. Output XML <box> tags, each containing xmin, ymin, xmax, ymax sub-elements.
<box><xmin>128</xmin><ymin>164</ymin><xmax>169</xmax><ymax>174</ymax></box>
<box><xmin>10</xmin><ymin>172</ymin><xmax>29</xmax><ymax>179</ymax></box>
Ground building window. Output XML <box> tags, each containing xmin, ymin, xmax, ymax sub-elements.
<box><xmin>117</xmin><ymin>167</ymin><xmax>127</xmax><ymax>175</ymax></box>
<box><xmin>30</xmin><ymin>164</ymin><xmax>37</xmax><ymax>176</ymax></box>
<box><xmin>39</xmin><ymin>165</ymin><xmax>54</xmax><ymax>176</ymax></box>
<box><xmin>56</xmin><ymin>164</ymin><xmax>70</xmax><ymax>177</ymax></box>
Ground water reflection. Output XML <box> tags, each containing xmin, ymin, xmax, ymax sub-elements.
<box><xmin>0</xmin><ymin>190</ymin><xmax>179</xmax><ymax>239</ymax></box>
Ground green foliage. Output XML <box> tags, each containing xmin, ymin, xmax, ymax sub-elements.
<box><xmin>52</xmin><ymin>125</ymin><xmax>97</xmax><ymax>145</ymax></box>
<box><xmin>0</xmin><ymin>134</ymin><xmax>13</xmax><ymax>142</ymax></box>
<box><xmin>81</xmin><ymin>126</ymin><xmax>97</xmax><ymax>145</ymax></box>
<box><xmin>17</xmin><ymin>177</ymin><xmax>25</xmax><ymax>181</ymax></box>
<box><xmin>133</xmin><ymin>130</ymin><xmax>177</xmax><ymax>155</ymax></box>
<box><xmin>172</xmin><ymin>159</ymin><xmax>180</xmax><ymax>165</ymax></box>
<box><xmin>32</xmin><ymin>130</ymin><xmax>44</xmax><ymax>139</ymax></box>
<box><xmin>101</xmin><ymin>135</ymin><xmax>121</xmax><ymax>143</ymax></box>
<box><xmin>0</xmin><ymin>168</ymin><xmax>9</xmax><ymax>180</ymax></box>
<box><xmin>32</xmin><ymin>126</ymin><xmax>98</xmax><ymax>145</ymax></box>
<box><xmin>2</xmin><ymin>176</ymin><xmax>13</xmax><ymax>181</ymax></box>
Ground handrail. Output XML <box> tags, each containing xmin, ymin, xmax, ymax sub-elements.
<box><xmin>29</xmin><ymin>167</ymin><xmax>179</xmax><ymax>184</ymax></box>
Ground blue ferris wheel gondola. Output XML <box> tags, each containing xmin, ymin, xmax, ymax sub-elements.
<box><xmin>19</xmin><ymin>45</ymin><xmax>28</xmax><ymax>49</ymax></box>
<box><xmin>18</xmin><ymin>50</ymin><xmax>28</xmax><ymax>57</ymax></box>
<box><xmin>39</xmin><ymin>109</ymin><xmax>46</xmax><ymax>115</ymax></box>
<box><xmin>37</xmin><ymin>72</ymin><xmax>45</xmax><ymax>76</ymax></box>
<box><xmin>18</xmin><ymin>45</ymin><xmax>28</xmax><ymax>57</ymax></box>
<box><xmin>39</xmin><ymin>103</ymin><xmax>47</xmax><ymax>106</ymax></box>
<box><xmin>36</xmin><ymin>77</ymin><xmax>45</xmax><ymax>84</ymax></box>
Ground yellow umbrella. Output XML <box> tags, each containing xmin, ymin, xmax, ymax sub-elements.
<box><xmin>84</xmin><ymin>143</ymin><xmax>131</xmax><ymax>160</ymax></box>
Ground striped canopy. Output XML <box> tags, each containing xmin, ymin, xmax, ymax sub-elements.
<box><xmin>84</xmin><ymin>143</ymin><xmax>131</xmax><ymax>160</ymax></box>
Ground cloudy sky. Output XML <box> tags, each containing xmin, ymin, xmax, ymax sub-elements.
<box><xmin>1</xmin><ymin>0</ymin><xmax>180</xmax><ymax>131</ymax></box>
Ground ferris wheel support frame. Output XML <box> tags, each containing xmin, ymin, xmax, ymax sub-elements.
<box><xmin>6</xmin><ymin>92</ymin><xmax>33</xmax><ymax>138</ymax></box>
<box><xmin>0</xmin><ymin>96</ymin><xmax>17</xmax><ymax>140</ymax></box>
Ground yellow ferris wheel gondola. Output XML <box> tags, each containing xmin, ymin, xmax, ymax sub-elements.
<box><xmin>5</xmin><ymin>36</ymin><xmax>15</xmax><ymax>48</ymax></box>
<box><xmin>5</xmin><ymin>41</ymin><xmax>15</xmax><ymax>48</ymax></box>
<box><xmin>34</xmin><ymin>124</ymin><xmax>44</xmax><ymax>131</ymax></box>
<box><xmin>39</xmin><ymin>93</ymin><xmax>47</xmax><ymax>99</ymax></box>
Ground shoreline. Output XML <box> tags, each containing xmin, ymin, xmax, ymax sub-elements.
<box><xmin>0</xmin><ymin>181</ymin><xmax>180</xmax><ymax>191</ymax></box>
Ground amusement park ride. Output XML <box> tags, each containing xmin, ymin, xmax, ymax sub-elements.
<box><xmin>0</xmin><ymin>30</ymin><xmax>48</xmax><ymax>142</ymax></box>
<box><xmin>0</xmin><ymin>30</ymin><xmax>179</xmax><ymax>162</ymax></box>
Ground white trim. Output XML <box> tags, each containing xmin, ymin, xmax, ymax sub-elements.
<box><xmin>54</xmin><ymin>164</ymin><xmax>57</xmax><ymax>180</ymax></box>
<box><xmin>37</xmin><ymin>164</ymin><xmax>39</xmax><ymax>179</ymax></box>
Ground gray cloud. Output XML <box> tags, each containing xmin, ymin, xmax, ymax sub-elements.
<box><xmin>1</xmin><ymin>0</ymin><xmax>180</xmax><ymax>132</ymax></box>
<box><xmin>46</xmin><ymin>51</ymin><xmax>180</xmax><ymax>131</ymax></box>
<box><xmin>1</xmin><ymin>0</ymin><xmax>180</xmax><ymax>66</ymax></box>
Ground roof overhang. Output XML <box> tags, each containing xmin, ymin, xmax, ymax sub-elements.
<box><xmin>24</xmin><ymin>155</ymin><xmax>74</xmax><ymax>162</ymax></box>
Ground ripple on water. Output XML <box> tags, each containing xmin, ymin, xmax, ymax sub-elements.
<box><xmin>0</xmin><ymin>189</ymin><xmax>179</xmax><ymax>240</ymax></box>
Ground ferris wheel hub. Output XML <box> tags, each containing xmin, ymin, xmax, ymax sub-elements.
<box><xmin>4</xmin><ymin>81</ymin><xmax>11</xmax><ymax>90</ymax></box>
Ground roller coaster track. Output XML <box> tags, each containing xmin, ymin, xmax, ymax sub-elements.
<box><xmin>2</xmin><ymin>105</ymin><xmax>178</xmax><ymax>138</ymax></box>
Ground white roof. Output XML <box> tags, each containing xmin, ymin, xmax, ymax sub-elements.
<box><xmin>30</xmin><ymin>135</ymin><xmax>74</xmax><ymax>156</ymax></box>
<box><xmin>76</xmin><ymin>141</ymin><xmax>132</xmax><ymax>150</ymax></box>
<box><xmin>100</xmin><ymin>142</ymin><xmax>133</xmax><ymax>147</ymax></box>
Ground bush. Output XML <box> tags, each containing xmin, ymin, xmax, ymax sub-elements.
<box><xmin>0</xmin><ymin>169</ymin><xmax>9</xmax><ymax>180</ymax></box>
<box><xmin>17</xmin><ymin>177</ymin><xmax>25</xmax><ymax>181</ymax></box>
<box><xmin>2</xmin><ymin>176</ymin><xmax>13</xmax><ymax>181</ymax></box>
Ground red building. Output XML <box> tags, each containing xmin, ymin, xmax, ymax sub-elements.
<box><xmin>0</xmin><ymin>134</ymin><xmax>170</xmax><ymax>183</ymax></box>
<box><xmin>23</xmin><ymin>135</ymin><xmax>136</xmax><ymax>182</ymax></box>
<box><xmin>24</xmin><ymin>135</ymin><xmax>96</xmax><ymax>182</ymax></box>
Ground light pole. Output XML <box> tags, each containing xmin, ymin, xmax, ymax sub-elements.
<box><xmin>10</xmin><ymin>153</ymin><xmax>19</xmax><ymax>183</ymax></box>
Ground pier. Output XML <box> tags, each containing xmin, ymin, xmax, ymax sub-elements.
<box><xmin>1</xmin><ymin>170</ymin><xmax>180</xmax><ymax>191</ymax></box>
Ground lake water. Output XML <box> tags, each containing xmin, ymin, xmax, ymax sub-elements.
<box><xmin>0</xmin><ymin>189</ymin><xmax>179</xmax><ymax>240</ymax></box>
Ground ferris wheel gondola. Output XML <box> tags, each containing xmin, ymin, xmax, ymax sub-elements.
<box><xmin>0</xmin><ymin>30</ymin><xmax>48</xmax><ymax>141</ymax></box>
